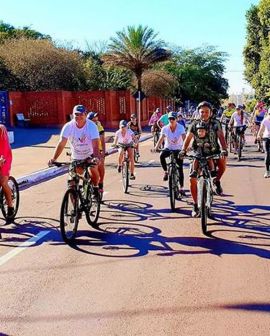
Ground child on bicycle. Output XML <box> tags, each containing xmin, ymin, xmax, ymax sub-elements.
<box><xmin>113</xmin><ymin>120</ymin><xmax>136</xmax><ymax>180</ymax></box>
<box><xmin>0</xmin><ymin>124</ymin><xmax>14</xmax><ymax>222</ymax></box>
<box><xmin>189</xmin><ymin>122</ymin><xmax>216</xmax><ymax>178</ymax></box>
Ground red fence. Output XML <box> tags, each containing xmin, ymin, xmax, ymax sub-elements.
<box><xmin>9</xmin><ymin>90</ymin><xmax>173</xmax><ymax>128</ymax></box>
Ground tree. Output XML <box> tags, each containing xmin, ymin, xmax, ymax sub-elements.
<box><xmin>0</xmin><ymin>39</ymin><xmax>85</xmax><ymax>91</ymax></box>
<box><xmin>0</xmin><ymin>20</ymin><xmax>51</xmax><ymax>43</ymax></box>
<box><xmin>165</xmin><ymin>46</ymin><xmax>228</xmax><ymax>106</ymax></box>
<box><xmin>103</xmin><ymin>25</ymin><xmax>171</xmax><ymax>124</ymax></box>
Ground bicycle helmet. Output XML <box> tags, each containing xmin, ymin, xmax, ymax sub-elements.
<box><xmin>119</xmin><ymin>120</ymin><xmax>127</xmax><ymax>128</ymax></box>
<box><xmin>197</xmin><ymin>101</ymin><xmax>212</xmax><ymax>110</ymax></box>
<box><xmin>196</xmin><ymin>121</ymin><xmax>207</xmax><ymax>130</ymax></box>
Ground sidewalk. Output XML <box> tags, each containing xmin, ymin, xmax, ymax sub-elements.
<box><xmin>9</xmin><ymin>127</ymin><xmax>151</xmax><ymax>185</ymax></box>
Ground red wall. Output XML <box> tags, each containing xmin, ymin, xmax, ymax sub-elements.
<box><xmin>9</xmin><ymin>90</ymin><xmax>173</xmax><ymax>128</ymax></box>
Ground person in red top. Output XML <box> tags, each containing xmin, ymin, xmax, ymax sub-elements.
<box><xmin>0</xmin><ymin>124</ymin><xmax>14</xmax><ymax>221</ymax></box>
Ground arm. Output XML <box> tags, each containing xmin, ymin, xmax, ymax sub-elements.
<box><xmin>100</xmin><ymin>132</ymin><xmax>106</xmax><ymax>155</ymax></box>
<box><xmin>257</xmin><ymin>123</ymin><xmax>265</xmax><ymax>139</ymax></box>
<box><xmin>217</xmin><ymin>129</ymin><xmax>227</xmax><ymax>150</ymax></box>
<box><xmin>182</xmin><ymin>132</ymin><xmax>194</xmax><ymax>152</ymax></box>
<box><xmin>92</xmin><ymin>138</ymin><xmax>100</xmax><ymax>158</ymax></box>
<box><xmin>112</xmin><ymin>134</ymin><xmax>119</xmax><ymax>146</ymax></box>
<box><xmin>155</xmin><ymin>134</ymin><xmax>165</xmax><ymax>150</ymax></box>
<box><xmin>50</xmin><ymin>137</ymin><xmax>68</xmax><ymax>163</ymax></box>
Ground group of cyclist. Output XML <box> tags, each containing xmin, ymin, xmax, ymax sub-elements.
<box><xmin>1</xmin><ymin>98</ymin><xmax>270</xmax><ymax>227</ymax></box>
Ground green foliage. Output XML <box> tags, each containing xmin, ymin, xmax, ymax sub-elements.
<box><xmin>0</xmin><ymin>20</ymin><xmax>51</xmax><ymax>43</ymax></box>
<box><xmin>103</xmin><ymin>25</ymin><xmax>171</xmax><ymax>91</ymax></box>
<box><xmin>244</xmin><ymin>1</ymin><xmax>270</xmax><ymax>99</ymax></box>
<box><xmin>164</xmin><ymin>46</ymin><xmax>228</xmax><ymax>106</ymax></box>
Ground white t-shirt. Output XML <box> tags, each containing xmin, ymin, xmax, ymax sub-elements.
<box><xmin>115</xmin><ymin>128</ymin><xmax>134</xmax><ymax>144</ymax></box>
<box><xmin>230</xmin><ymin>112</ymin><xmax>248</xmax><ymax>127</ymax></box>
<box><xmin>161</xmin><ymin>123</ymin><xmax>186</xmax><ymax>150</ymax></box>
<box><xmin>261</xmin><ymin>118</ymin><xmax>270</xmax><ymax>138</ymax></box>
<box><xmin>60</xmin><ymin>119</ymin><xmax>99</xmax><ymax>159</ymax></box>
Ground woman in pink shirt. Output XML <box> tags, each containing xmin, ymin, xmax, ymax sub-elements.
<box><xmin>0</xmin><ymin>124</ymin><xmax>14</xmax><ymax>219</ymax></box>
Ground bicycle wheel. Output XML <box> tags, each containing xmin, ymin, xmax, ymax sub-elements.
<box><xmin>0</xmin><ymin>176</ymin><xmax>20</xmax><ymax>220</ymax></box>
<box><xmin>134</xmin><ymin>148</ymin><xmax>139</xmax><ymax>163</ymax></box>
<box><xmin>153</xmin><ymin>132</ymin><xmax>159</xmax><ymax>147</ymax></box>
<box><xmin>122</xmin><ymin>160</ymin><xmax>129</xmax><ymax>193</ymax></box>
<box><xmin>85</xmin><ymin>185</ymin><xmax>101</xmax><ymax>227</ymax></box>
<box><xmin>60</xmin><ymin>188</ymin><xmax>79</xmax><ymax>243</ymax></box>
<box><xmin>198</xmin><ymin>177</ymin><xmax>207</xmax><ymax>235</ymax></box>
<box><xmin>168</xmin><ymin>166</ymin><xmax>176</xmax><ymax>211</ymax></box>
<box><xmin>237</xmin><ymin>135</ymin><xmax>242</xmax><ymax>161</ymax></box>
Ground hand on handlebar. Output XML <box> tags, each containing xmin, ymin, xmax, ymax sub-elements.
<box><xmin>220</xmin><ymin>149</ymin><xmax>228</xmax><ymax>157</ymax></box>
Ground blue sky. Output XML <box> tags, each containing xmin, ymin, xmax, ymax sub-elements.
<box><xmin>2</xmin><ymin>0</ymin><xmax>258</xmax><ymax>94</ymax></box>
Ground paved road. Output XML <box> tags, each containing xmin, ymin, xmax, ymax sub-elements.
<box><xmin>1</xmin><ymin>136</ymin><xmax>270</xmax><ymax>336</ymax></box>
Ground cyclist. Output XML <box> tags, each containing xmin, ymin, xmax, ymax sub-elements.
<box><xmin>113</xmin><ymin>120</ymin><xmax>136</xmax><ymax>180</ymax></box>
<box><xmin>180</xmin><ymin>101</ymin><xmax>227</xmax><ymax>217</ymax></box>
<box><xmin>251</xmin><ymin>101</ymin><xmax>267</xmax><ymax>147</ymax></box>
<box><xmin>127</xmin><ymin>113</ymin><xmax>142</xmax><ymax>157</ymax></box>
<box><xmin>48</xmin><ymin>105</ymin><xmax>100</xmax><ymax>197</ymax></box>
<box><xmin>257</xmin><ymin>108</ymin><xmax>270</xmax><ymax>178</ymax></box>
<box><xmin>149</xmin><ymin>108</ymin><xmax>161</xmax><ymax>136</ymax></box>
<box><xmin>0</xmin><ymin>124</ymin><xmax>14</xmax><ymax>222</ymax></box>
<box><xmin>155</xmin><ymin>111</ymin><xmax>186</xmax><ymax>195</ymax></box>
<box><xmin>157</xmin><ymin>105</ymin><xmax>173</xmax><ymax>129</ymax></box>
<box><xmin>229</xmin><ymin>105</ymin><xmax>249</xmax><ymax>154</ymax></box>
<box><xmin>220</xmin><ymin>102</ymin><xmax>236</xmax><ymax>142</ymax></box>
<box><xmin>87</xmin><ymin>112</ymin><xmax>106</xmax><ymax>194</ymax></box>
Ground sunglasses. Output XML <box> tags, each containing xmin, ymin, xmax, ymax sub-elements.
<box><xmin>74</xmin><ymin>113</ymin><xmax>84</xmax><ymax>116</ymax></box>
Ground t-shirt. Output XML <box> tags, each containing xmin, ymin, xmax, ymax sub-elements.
<box><xmin>223</xmin><ymin>108</ymin><xmax>235</xmax><ymax>119</ymax></box>
<box><xmin>261</xmin><ymin>118</ymin><xmax>270</xmax><ymax>138</ymax></box>
<box><xmin>61</xmin><ymin>119</ymin><xmax>99</xmax><ymax>160</ymax></box>
<box><xmin>254</xmin><ymin>109</ymin><xmax>267</xmax><ymax>123</ymax></box>
<box><xmin>115</xmin><ymin>128</ymin><xmax>134</xmax><ymax>145</ymax></box>
<box><xmin>230</xmin><ymin>112</ymin><xmax>248</xmax><ymax>127</ymax></box>
<box><xmin>128</xmin><ymin>121</ymin><xmax>141</xmax><ymax>134</ymax></box>
<box><xmin>161</xmin><ymin>123</ymin><xmax>186</xmax><ymax>150</ymax></box>
<box><xmin>0</xmin><ymin>126</ymin><xmax>12</xmax><ymax>176</ymax></box>
<box><xmin>158</xmin><ymin>114</ymin><xmax>169</xmax><ymax>126</ymax></box>
<box><xmin>188</xmin><ymin>119</ymin><xmax>222</xmax><ymax>154</ymax></box>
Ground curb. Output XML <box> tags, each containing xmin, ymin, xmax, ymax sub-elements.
<box><xmin>17</xmin><ymin>134</ymin><xmax>153</xmax><ymax>187</ymax></box>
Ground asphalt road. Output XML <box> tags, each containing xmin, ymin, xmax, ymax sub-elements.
<box><xmin>1</xmin><ymin>137</ymin><xmax>270</xmax><ymax>336</ymax></box>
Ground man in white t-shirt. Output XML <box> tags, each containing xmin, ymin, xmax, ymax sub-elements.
<box><xmin>155</xmin><ymin>111</ymin><xmax>186</xmax><ymax>194</ymax></box>
<box><xmin>49</xmin><ymin>105</ymin><xmax>100</xmax><ymax>194</ymax></box>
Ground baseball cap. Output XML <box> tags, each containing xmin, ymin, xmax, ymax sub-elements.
<box><xmin>73</xmin><ymin>105</ymin><xmax>86</xmax><ymax>114</ymax></box>
<box><xmin>130</xmin><ymin>113</ymin><xmax>137</xmax><ymax>118</ymax></box>
<box><xmin>168</xmin><ymin>111</ymin><xmax>177</xmax><ymax>119</ymax></box>
<box><xmin>87</xmin><ymin>112</ymin><xmax>98</xmax><ymax>120</ymax></box>
<box><xmin>236</xmin><ymin>105</ymin><xmax>244</xmax><ymax>110</ymax></box>
<box><xmin>119</xmin><ymin>120</ymin><xmax>127</xmax><ymax>128</ymax></box>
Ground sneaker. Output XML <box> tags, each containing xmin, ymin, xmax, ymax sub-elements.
<box><xmin>191</xmin><ymin>204</ymin><xmax>200</xmax><ymax>218</ymax></box>
<box><xmin>189</xmin><ymin>170</ymin><xmax>198</xmax><ymax>178</ymax></box>
<box><xmin>264</xmin><ymin>171</ymin><xmax>270</xmax><ymax>178</ymax></box>
<box><xmin>117</xmin><ymin>165</ymin><xmax>121</xmax><ymax>173</ymax></box>
<box><xmin>130</xmin><ymin>174</ymin><xmax>136</xmax><ymax>180</ymax></box>
<box><xmin>163</xmin><ymin>172</ymin><xmax>168</xmax><ymax>181</ymax></box>
<box><xmin>214</xmin><ymin>180</ymin><xmax>223</xmax><ymax>195</ymax></box>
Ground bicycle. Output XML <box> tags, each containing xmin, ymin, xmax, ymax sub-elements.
<box><xmin>114</xmin><ymin>143</ymin><xmax>135</xmax><ymax>193</ymax></box>
<box><xmin>153</xmin><ymin>129</ymin><xmax>160</xmax><ymax>148</ymax></box>
<box><xmin>186</xmin><ymin>153</ymin><xmax>220</xmax><ymax>235</ymax></box>
<box><xmin>232</xmin><ymin>126</ymin><xmax>246</xmax><ymax>161</ymax></box>
<box><xmin>0</xmin><ymin>176</ymin><xmax>20</xmax><ymax>222</ymax></box>
<box><xmin>52</xmin><ymin>158</ymin><xmax>100</xmax><ymax>243</ymax></box>
<box><xmin>160</xmin><ymin>149</ymin><xmax>182</xmax><ymax>211</ymax></box>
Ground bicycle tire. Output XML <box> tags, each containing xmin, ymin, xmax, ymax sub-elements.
<box><xmin>0</xmin><ymin>176</ymin><xmax>20</xmax><ymax>220</ymax></box>
<box><xmin>134</xmin><ymin>148</ymin><xmax>139</xmax><ymax>163</ymax></box>
<box><xmin>122</xmin><ymin>161</ymin><xmax>129</xmax><ymax>193</ymax></box>
<box><xmin>198</xmin><ymin>177</ymin><xmax>207</xmax><ymax>235</ymax></box>
<box><xmin>238</xmin><ymin>135</ymin><xmax>242</xmax><ymax>161</ymax></box>
<box><xmin>169</xmin><ymin>166</ymin><xmax>176</xmax><ymax>211</ymax></box>
<box><xmin>60</xmin><ymin>188</ymin><xmax>79</xmax><ymax>243</ymax></box>
<box><xmin>85</xmin><ymin>185</ymin><xmax>101</xmax><ymax>227</ymax></box>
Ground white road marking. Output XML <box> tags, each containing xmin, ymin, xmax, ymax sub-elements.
<box><xmin>0</xmin><ymin>230</ymin><xmax>50</xmax><ymax>267</ymax></box>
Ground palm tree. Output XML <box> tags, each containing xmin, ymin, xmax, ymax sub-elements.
<box><xmin>103</xmin><ymin>25</ymin><xmax>171</xmax><ymax>125</ymax></box>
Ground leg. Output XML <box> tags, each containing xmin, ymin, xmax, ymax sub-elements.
<box><xmin>175</xmin><ymin>154</ymin><xmax>184</xmax><ymax>187</ymax></box>
<box><xmin>127</xmin><ymin>147</ymin><xmax>135</xmax><ymax>175</ymax></box>
<box><xmin>98</xmin><ymin>158</ymin><xmax>105</xmax><ymax>189</ymax></box>
<box><xmin>160</xmin><ymin>149</ymin><xmax>170</xmax><ymax>180</ymax></box>
<box><xmin>118</xmin><ymin>150</ymin><xmax>124</xmax><ymax>167</ymax></box>
<box><xmin>90</xmin><ymin>166</ymin><xmax>100</xmax><ymax>187</ymax></box>
<box><xmin>264</xmin><ymin>139</ymin><xmax>270</xmax><ymax>172</ymax></box>
<box><xmin>216</xmin><ymin>157</ymin><xmax>226</xmax><ymax>181</ymax></box>
<box><xmin>190</xmin><ymin>177</ymin><xmax>197</xmax><ymax>204</ymax></box>
<box><xmin>0</xmin><ymin>176</ymin><xmax>13</xmax><ymax>207</ymax></box>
